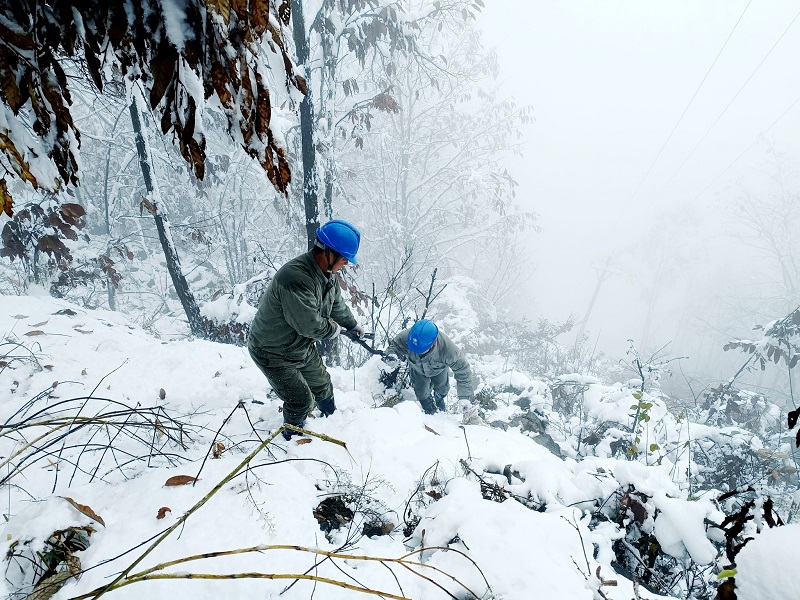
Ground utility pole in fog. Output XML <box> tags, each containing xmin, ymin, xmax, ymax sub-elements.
<box><xmin>575</xmin><ymin>257</ymin><xmax>617</xmax><ymax>345</ymax></box>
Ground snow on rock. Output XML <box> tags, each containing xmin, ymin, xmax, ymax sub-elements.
<box><xmin>487</xmin><ymin>369</ymin><xmax>536</xmax><ymax>391</ymax></box>
<box><xmin>735</xmin><ymin>523</ymin><xmax>800</xmax><ymax>600</ymax></box>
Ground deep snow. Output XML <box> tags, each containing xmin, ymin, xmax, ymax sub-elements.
<box><xmin>0</xmin><ymin>295</ymin><xmax>791</xmax><ymax>600</ymax></box>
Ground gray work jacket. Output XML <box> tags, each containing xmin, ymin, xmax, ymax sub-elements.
<box><xmin>387</xmin><ymin>329</ymin><xmax>474</xmax><ymax>398</ymax></box>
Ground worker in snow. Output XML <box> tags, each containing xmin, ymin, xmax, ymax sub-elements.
<box><xmin>384</xmin><ymin>319</ymin><xmax>475</xmax><ymax>414</ymax></box>
<box><xmin>248</xmin><ymin>219</ymin><xmax>365</xmax><ymax>440</ymax></box>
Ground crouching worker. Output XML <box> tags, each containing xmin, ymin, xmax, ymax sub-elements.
<box><xmin>384</xmin><ymin>319</ymin><xmax>475</xmax><ymax>414</ymax></box>
<box><xmin>248</xmin><ymin>220</ymin><xmax>365</xmax><ymax>440</ymax></box>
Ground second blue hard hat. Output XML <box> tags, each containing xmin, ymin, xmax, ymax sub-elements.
<box><xmin>408</xmin><ymin>319</ymin><xmax>439</xmax><ymax>354</ymax></box>
<box><xmin>316</xmin><ymin>219</ymin><xmax>360</xmax><ymax>264</ymax></box>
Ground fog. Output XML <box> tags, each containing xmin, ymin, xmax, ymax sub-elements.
<box><xmin>478</xmin><ymin>1</ymin><xmax>800</xmax><ymax>393</ymax></box>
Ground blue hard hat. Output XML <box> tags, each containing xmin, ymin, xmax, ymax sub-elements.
<box><xmin>407</xmin><ymin>319</ymin><xmax>439</xmax><ymax>354</ymax></box>
<box><xmin>316</xmin><ymin>219</ymin><xmax>360</xmax><ymax>264</ymax></box>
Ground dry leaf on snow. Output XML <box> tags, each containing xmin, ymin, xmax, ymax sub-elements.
<box><xmin>296</xmin><ymin>438</ymin><xmax>312</xmax><ymax>445</ymax></box>
<box><xmin>212</xmin><ymin>442</ymin><xmax>225</xmax><ymax>458</ymax></box>
<box><xmin>165</xmin><ymin>475</ymin><xmax>198</xmax><ymax>486</ymax></box>
<box><xmin>156</xmin><ymin>507</ymin><xmax>172</xmax><ymax>519</ymax></box>
<box><xmin>62</xmin><ymin>497</ymin><xmax>105</xmax><ymax>526</ymax></box>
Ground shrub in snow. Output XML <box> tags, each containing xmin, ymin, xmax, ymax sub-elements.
<box><xmin>699</xmin><ymin>385</ymin><xmax>782</xmax><ymax>439</ymax></box>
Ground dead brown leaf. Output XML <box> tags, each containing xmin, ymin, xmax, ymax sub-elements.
<box><xmin>62</xmin><ymin>497</ymin><xmax>105</xmax><ymax>526</ymax></box>
<box><xmin>424</xmin><ymin>425</ymin><xmax>440</xmax><ymax>436</ymax></box>
<box><xmin>43</xmin><ymin>364</ymin><xmax>54</xmax><ymax>371</ymax></box>
<box><xmin>64</xmin><ymin>554</ymin><xmax>83</xmax><ymax>579</ymax></box>
<box><xmin>165</xmin><ymin>475</ymin><xmax>198</xmax><ymax>486</ymax></box>
<box><xmin>11</xmin><ymin>314</ymin><xmax>28</xmax><ymax>319</ymax></box>
<box><xmin>24</xmin><ymin>330</ymin><xmax>45</xmax><ymax>337</ymax></box>
<box><xmin>296</xmin><ymin>438</ymin><xmax>312</xmax><ymax>445</ymax></box>
<box><xmin>140</xmin><ymin>196</ymin><xmax>156</xmax><ymax>216</ymax></box>
<box><xmin>156</xmin><ymin>506</ymin><xmax>172</xmax><ymax>519</ymax></box>
<box><xmin>29</xmin><ymin>320</ymin><xmax>48</xmax><ymax>327</ymax></box>
<box><xmin>65</xmin><ymin>554</ymin><xmax>81</xmax><ymax>578</ymax></box>
<box><xmin>0</xmin><ymin>178</ymin><xmax>12</xmax><ymax>217</ymax></box>
<box><xmin>212</xmin><ymin>442</ymin><xmax>225</xmax><ymax>458</ymax></box>
<box><xmin>159</xmin><ymin>388</ymin><xmax>166</xmax><ymax>400</ymax></box>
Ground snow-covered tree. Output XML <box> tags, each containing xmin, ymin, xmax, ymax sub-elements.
<box><xmin>0</xmin><ymin>0</ymin><xmax>302</xmax><ymax>216</ymax></box>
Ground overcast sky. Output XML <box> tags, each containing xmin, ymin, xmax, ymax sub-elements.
<box><xmin>477</xmin><ymin>0</ymin><xmax>800</xmax><ymax>363</ymax></box>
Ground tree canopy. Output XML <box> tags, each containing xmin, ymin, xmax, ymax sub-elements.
<box><xmin>0</xmin><ymin>0</ymin><xmax>302</xmax><ymax>216</ymax></box>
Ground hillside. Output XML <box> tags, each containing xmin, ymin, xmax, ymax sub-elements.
<box><xmin>0</xmin><ymin>295</ymin><xmax>792</xmax><ymax>600</ymax></box>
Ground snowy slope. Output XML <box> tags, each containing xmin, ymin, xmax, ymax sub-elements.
<box><xmin>0</xmin><ymin>295</ymin><xmax>694</xmax><ymax>600</ymax></box>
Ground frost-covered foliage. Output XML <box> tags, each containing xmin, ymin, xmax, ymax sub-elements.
<box><xmin>0</xmin><ymin>0</ymin><xmax>301</xmax><ymax>216</ymax></box>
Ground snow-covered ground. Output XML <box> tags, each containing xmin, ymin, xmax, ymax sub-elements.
<box><xmin>0</xmin><ymin>295</ymin><xmax>791</xmax><ymax>600</ymax></box>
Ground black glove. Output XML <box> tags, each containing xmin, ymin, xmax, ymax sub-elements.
<box><xmin>317</xmin><ymin>396</ymin><xmax>336</xmax><ymax>417</ymax></box>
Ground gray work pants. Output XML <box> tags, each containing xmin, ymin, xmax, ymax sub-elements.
<box><xmin>249</xmin><ymin>347</ymin><xmax>333</xmax><ymax>426</ymax></box>
<box><xmin>409</xmin><ymin>368</ymin><xmax>449</xmax><ymax>412</ymax></box>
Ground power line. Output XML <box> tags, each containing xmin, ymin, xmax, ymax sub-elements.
<box><xmin>647</xmin><ymin>7</ymin><xmax>800</xmax><ymax>209</ymax></box>
<box><xmin>690</xmin><ymin>92</ymin><xmax>800</xmax><ymax>203</ymax></box>
<box><xmin>622</xmin><ymin>0</ymin><xmax>753</xmax><ymax>211</ymax></box>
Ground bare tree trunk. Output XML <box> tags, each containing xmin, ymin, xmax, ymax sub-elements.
<box><xmin>292</xmin><ymin>0</ymin><xmax>320</xmax><ymax>250</ymax></box>
<box><xmin>129</xmin><ymin>94</ymin><xmax>203</xmax><ymax>336</ymax></box>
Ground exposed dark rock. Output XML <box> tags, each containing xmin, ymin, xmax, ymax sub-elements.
<box><xmin>362</xmin><ymin>521</ymin><xmax>394</xmax><ymax>537</ymax></box>
<box><xmin>509</xmin><ymin>412</ymin><xmax>547</xmax><ymax>434</ymax></box>
<box><xmin>513</xmin><ymin>397</ymin><xmax>531</xmax><ymax>410</ymax></box>
<box><xmin>532</xmin><ymin>433</ymin><xmax>564</xmax><ymax>458</ymax></box>
<box><xmin>313</xmin><ymin>496</ymin><xmax>353</xmax><ymax>533</ymax></box>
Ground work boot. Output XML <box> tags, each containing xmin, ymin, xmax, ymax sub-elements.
<box><xmin>282</xmin><ymin>422</ymin><xmax>305</xmax><ymax>441</ymax></box>
<box><xmin>419</xmin><ymin>395</ymin><xmax>437</xmax><ymax>415</ymax></box>
<box><xmin>433</xmin><ymin>393</ymin><xmax>447</xmax><ymax>413</ymax></box>
<box><xmin>317</xmin><ymin>395</ymin><xmax>336</xmax><ymax>417</ymax></box>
